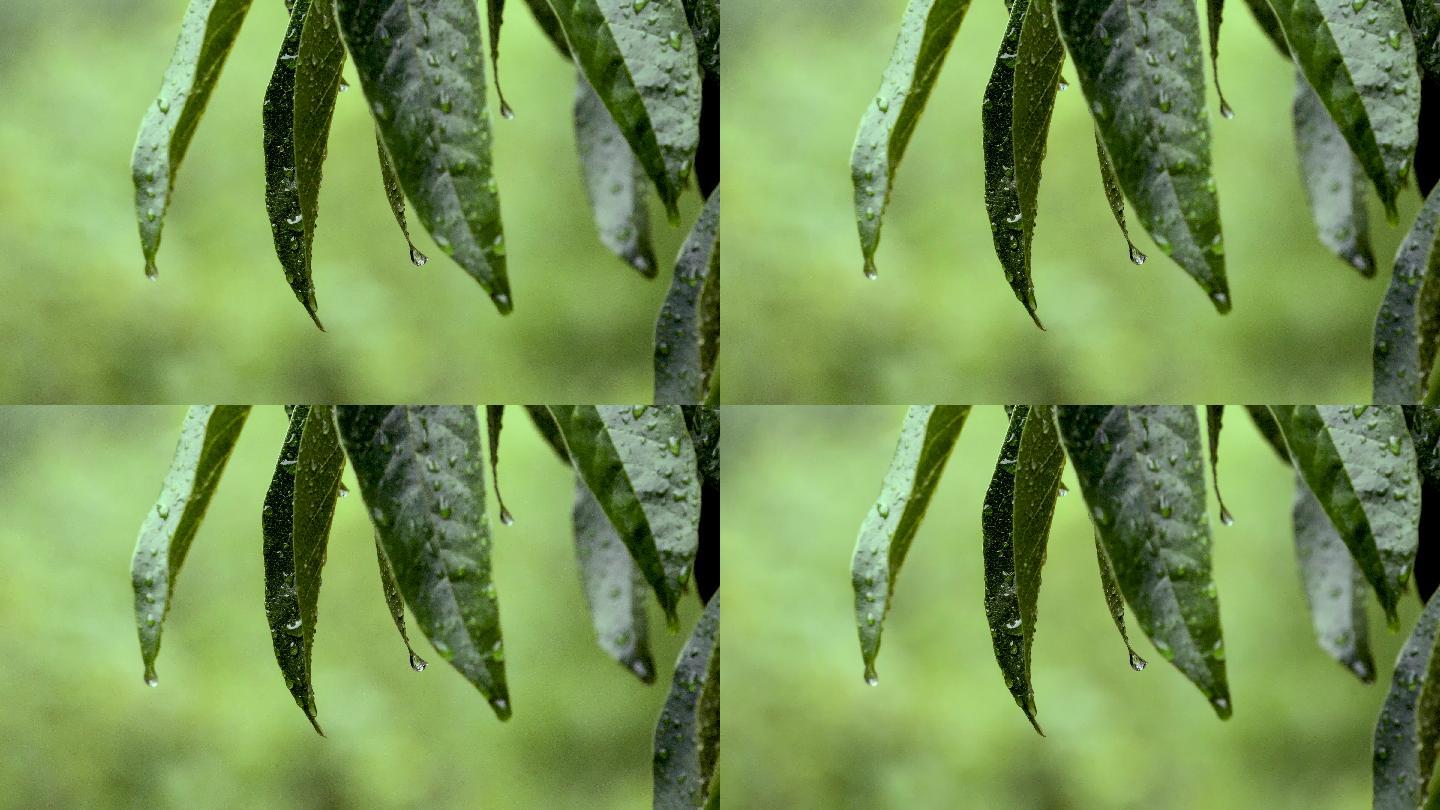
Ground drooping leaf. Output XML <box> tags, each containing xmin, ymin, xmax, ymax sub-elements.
<box><xmin>484</xmin><ymin>0</ymin><xmax>514</xmax><ymax>119</ymax></box>
<box><xmin>1266</xmin><ymin>0</ymin><xmax>1420</xmax><ymax>217</ymax></box>
<box><xmin>1205</xmin><ymin>0</ymin><xmax>1235</xmax><ymax>119</ymax></box>
<box><xmin>131</xmin><ymin>0</ymin><xmax>255</xmax><ymax>278</ymax></box>
<box><xmin>851</xmin><ymin>0</ymin><xmax>973</xmax><ymax>279</ymax></box>
<box><xmin>521</xmin><ymin>0</ymin><xmax>569</xmax><ymax>55</ymax></box>
<box><xmin>574</xmin><ymin>72</ymin><xmax>657</xmax><ymax>277</ymax></box>
<box><xmin>1293</xmin><ymin>72</ymin><xmax>1377</xmax><ymax>276</ymax></box>
<box><xmin>545</xmin><ymin>0</ymin><xmax>701</xmax><ymax>220</ymax></box>
<box><xmin>681</xmin><ymin>0</ymin><xmax>719</xmax><ymax>79</ymax></box>
<box><xmin>261</xmin><ymin>405</ymin><xmax>344</xmax><ymax>734</ymax></box>
<box><xmin>131</xmin><ymin>405</ymin><xmax>251</xmax><ymax>686</ymax></box>
<box><xmin>1374</xmin><ymin>187</ymin><xmax>1440</xmax><ymax>403</ymax></box>
<box><xmin>1204</xmin><ymin>405</ymin><xmax>1234</xmax><ymax>525</ymax></box>
<box><xmin>376</xmin><ymin>133</ymin><xmax>428</xmax><ymax>267</ymax></box>
<box><xmin>545</xmin><ymin>406</ymin><xmax>701</xmax><ymax>624</ymax></box>
<box><xmin>1094</xmin><ymin>135</ymin><xmax>1147</xmax><ymax>265</ymax></box>
<box><xmin>484</xmin><ymin>405</ymin><xmax>514</xmax><ymax>526</ymax></box>
<box><xmin>981</xmin><ymin>405</ymin><xmax>1063</xmax><ymax>734</ymax></box>
<box><xmin>336</xmin><ymin>0</ymin><xmax>512</xmax><ymax>313</ymax></box>
<box><xmin>1241</xmin><ymin>0</ymin><xmax>1291</xmax><ymax>54</ymax></box>
<box><xmin>1094</xmin><ymin>531</ymin><xmax>1148</xmax><ymax>671</ymax></box>
<box><xmin>852</xmin><ymin>405</ymin><xmax>971</xmax><ymax>682</ymax></box>
<box><xmin>683</xmin><ymin>405</ymin><xmax>720</xmax><ymax>605</ymax></box>
<box><xmin>1057</xmin><ymin>406</ymin><xmax>1231</xmax><ymax>717</ymax></box>
<box><xmin>1292</xmin><ymin>472</ymin><xmax>1376</xmax><ymax>681</ymax></box>
<box><xmin>1268</xmin><ymin>405</ymin><xmax>1421</xmax><ymax>624</ymax></box>
<box><xmin>572</xmin><ymin>478</ymin><xmax>655</xmax><ymax>682</ymax></box>
<box><xmin>981</xmin><ymin>0</ymin><xmax>1063</xmax><ymax>327</ymax></box>
<box><xmin>655</xmin><ymin>191</ymin><xmax>720</xmax><ymax>405</ymax></box>
<box><xmin>524</xmin><ymin>405</ymin><xmax>570</xmax><ymax>462</ymax></box>
<box><xmin>654</xmin><ymin>596</ymin><xmax>720</xmax><ymax>810</ymax></box>
<box><xmin>1055</xmin><ymin>0</ymin><xmax>1230</xmax><ymax>311</ymax></box>
<box><xmin>375</xmin><ymin>532</ymin><xmax>428</xmax><ymax>672</ymax></box>
<box><xmin>335</xmin><ymin>406</ymin><xmax>511</xmax><ymax>719</ymax></box>
<box><xmin>1373</xmin><ymin>589</ymin><xmax>1440</xmax><ymax>808</ymax></box>
<box><xmin>1402</xmin><ymin>0</ymin><xmax>1440</xmax><ymax>81</ymax></box>
<box><xmin>262</xmin><ymin>0</ymin><xmax>345</xmax><ymax>329</ymax></box>
<box><xmin>1245</xmin><ymin>404</ymin><xmax>1291</xmax><ymax>463</ymax></box>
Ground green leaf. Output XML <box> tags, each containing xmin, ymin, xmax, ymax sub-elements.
<box><xmin>682</xmin><ymin>0</ymin><xmax>719</xmax><ymax>78</ymax></box>
<box><xmin>131</xmin><ymin>0</ymin><xmax>255</xmax><ymax>278</ymax></box>
<box><xmin>1291</xmin><ymin>472</ymin><xmax>1376</xmax><ymax>681</ymax></box>
<box><xmin>574</xmin><ymin>72</ymin><xmax>657</xmax><ymax>276</ymax></box>
<box><xmin>524</xmin><ymin>405</ymin><xmax>570</xmax><ymax>462</ymax></box>
<box><xmin>376</xmin><ymin>131</ymin><xmax>429</xmax><ymax>267</ymax></box>
<box><xmin>851</xmin><ymin>0</ymin><xmax>972</xmax><ymax>279</ymax></box>
<box><xmin>1293</xmin><ymin>73</ymin><xmax>1377</xmax><ymax>276</ymax></box>
<box><xmin>1405</xmin><ymin>406</ymin><xmax>1440</xmax><ymax>603</ymax></box>
<box><xmin>1094</xmin><ymin>134</ymin><xmax>1148</xmax><ymax>265</ymax></box>
<box><xmin>261</xmin><ymin>405</ymin><xmax>344</xmax><ymax>734</ymax></box>
<box><xmin>545</xmin><ymin>405</ymin><xmax>701</xmax><ymax>624</ymax></box>
<box><xmin>1244</xmin><ymin>405</ymin><xmax>1292</xmax><ymax>463</ymax></box>
<box><xmin>1267</xmin><ymin>0</ymin><xmax>1420</xmax><ymax>216</ymax></box>
<box><xmin>852</xmin><ymin>405</ymin><xmax>971</xmax><ymax>682</ymax></box>
<box><xmin>1205</xmin><ymin>0</ymin><xmax>1234</xmax><ymax>118</ymax></box>
<box><xmin>336</xmin><ymin>0</ymin><xmax>512</xmax><ymax>313</ymax></box>
<box><xmin>485</xmin><ymin>0</ymin><xmax>515</xmax><ymax>119</ymax></box>
<box><xmin>1204</xmin><ymin>405</ymin><xmax>1235</xmax><ymax>525</ymax></box>
<box><xmin>1268</xmin><ymin>405</ymin><xmax>1421</xmax><ymax>624</ymax></box>
<box><xmin>1241</xmin><ymin>0</ymin><xmax>1291</xmax><ymax>55</ymax></box>
<box><xmin>484</xmin><ymin>405</ymin><xmax>515</xmax><ymax>526</ymax></box>
<box><xmin>521</xmin><ymin>0</ymin><xmax>570</xmax><ymax>55</ymax></box>
<box><xmin>981</xmin><ymin>405</ymin><xmax>1063</xmax><ymax>734</ymax></box>
<box><xmin>1401</xmin><ymin>0</ymin><xmax>1440</xmax><ymax>81</ymax></box>
<box><xmin>1094</xmin><ymin>531</ymin><xmax>1148</xmax><ymax>671</ymax></box>
<box><xmin>545</xmin><ymin>0</ymin><xmax>701</xmax><ymax>220</ymax></box>
<box><xmin>1057</xmin><ymin>406</ymin><xmax>1231</xmax><ymax>717</ymax></box>
<box><xmin>1373</xmin><ymin>589</ymin><xmax>1440</xmax><ymax>808</ymax></box>
<box><xmin>655</xmin><ymin>191</ymin><xmax>720</xmax><ymax>405</ymax></box>
<box><xmin>981</xmin><ymin>0</ymin><xmax>1063</xmax><ymax>327</ymax></box>
<box><xmin>572</xmin><ymin>478</ymin><xmax>655</xmax><ymax>682</ymax></box>
<box><xmin>653</xmin><ymin>596</ymin><xmax>719</xmax><ymax>810</ymax></box>
<box><xmin>131</xmin><ymin>405</ymin><xmax>251</xmax><ymax>686</ymax></box>
<box><xmin>374</xmin><ymin>532</ymin><xmax>428</xmax><ymax>672</ymax></box>
<box><xmin>1374</xmin><ymin>187</ymin><xmax>1440</xmax><ymax>403</ymax></box>
<box><xmin>1055</xmin><ymin>0</ymin><xmax>1230</xmax><ymax>311</ymax></box>
<box><xmin>335</xmin><ymin>406</ymin><xmax>511</xmax><ymax>719</ymax></box>
<box><xmin>683</xmin><ymin>405</ymin><xmax>720</xmax><ymax>606</ymax></box>
<box><xmin>262</xmin><ymin>0</ymin><xmax>345</xmax><ymax>329</ymax></box>
<box><xmin>1410</xmin><ymin>405</ymin><xmax>1440</xmax><ymax>487</ymax></box>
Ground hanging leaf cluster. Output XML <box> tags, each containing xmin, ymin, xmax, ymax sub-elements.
<box><xmin>130</xmin><ymin>404</ymin><xmax>719</xmax><ymax>809</ymax></box>
<box><xmin>853</xmin><ymin>404</ymin><xmax>1440</xmax><ymax>806</ymax></box>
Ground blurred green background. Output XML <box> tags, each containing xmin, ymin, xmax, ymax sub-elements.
<box><xmin>724</xmin><ymin>0</ymin><xmax>1423</xmax><ymax>403</ymax></box>
<box><xmin>724</xmin><ymin>406</ymin><xmax>1416</xmax><ymax>808</ymax></box>
<box><xmin>0</xmin><ymin>407</ymin><xmax>700</xmax><ymax>807</ymax></box>
<box><xmin>0</xmin><ymin>3</ymin><xmax>699</xmax><ymax>403</ymax></box>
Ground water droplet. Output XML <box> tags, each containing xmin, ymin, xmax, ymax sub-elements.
<box><xmin>1129</xmin><ymin>651</ymin><xmax>1148</xmax><ymax>671</ymax></box>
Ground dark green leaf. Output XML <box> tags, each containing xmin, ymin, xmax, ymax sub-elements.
<box><xmin>485</xmin><ymin>405</ymin><xmax>514</xmax><ymax>526</ymax></box>
<box><xmin>981</xmin><ymin>0</ymin><xmax>1063</xmax><ymax>327</ymax></box>
<box><xmin>852</xmin><ymin>405</ymin><xmax>971</xmax><ymax>682</ymax></box>
<box><xmin>1056</xmin><ymin>0</ymin><xmax>1230</xmax><ymax>311</ymax></box>
<box><xmin>1402</xmin><ymin>0</ymin><xmax>1440</xmax><ymax>80</ymax></box>
<box><xmin>545</xmin><ymin>0</ymin><xmax>701</xmax><ymax>219</ymax></box>
<box><xmin>131</xmin><ymin>405</ymin><xmax>251</xmax><ymax>686</ymax></box>
<box><xmin>1407</xmin><ymin>406</ymin><xmax>1440</xmax><ymax>604</ymax></box>
<box><xmin>1267</xmin><ymin>0</ymin><xmax>1420</xmax><ymax>216</ymax></box>
<box><xmin>852</xmin><ymin>0</ymin><xmax>972</xmax><ymax>279</ymax></box>
<box><xmin>655</xmin><ymin>191</ymin><xmax>720</xmax><ymax>405</ymax></box>
<box><xmin>1374</xmin><ymin>187</ymin><xmax>1440</xmax><ymax>403</ymax></box>
<box><xmin>981</xmin><ymin>405</ymin><xmax>1063</xmax><ymax>734</ymax></box>
<box><xmin>335</xmin><ymin>406</ymin><xmax>511</xmax><ymax>719</ymax></box>
<box><xmin>485</xmin><ymin>0</ymin><xmax>514</xmax><ymax>119</ymax></box>
<box><xmin>375</xmin><ymin>532</ymin><xmax>428</xmax><ymax>672</ymax></box>
<box><xmin>521</xmin><ymin>0</ymin><xmax>569</xmax><ymax>55</ymax></box>
<box><xmin>1293</xmin><ymin>72</ymin><xmax>1376</xmax><ymax>276</ymax></box>
<box><xmin>1094</xmin><ymin>531</ymin><xmax>1148</xmax><ymax>671</ymax></box>
<box><xmin>336</xmin><ymin>0</ymin><xmax>512</xmax><ymax>313</ymax></box>
<box><xmin>682</xmin><ymin>0</ymin><xmax>719</xmax><ymax>79</ymax></box>
<box><xmin>654</xmin><ymin>596</ymin><xmax>719</xmax><ymax>810</ymax></box>
<box><xmin>1245</xmin><ymin>404</ymin><xmax>1291</xmax><ymax>463</ymax></box>
<box><xmin>1268</xmin><ymin>405</ymin><xmax>1421</xmax><ymax>624</ymax></box>
<box><xmin>263</xmin><ymin>0</ymin><xmax>345</xmax><ymax>329</ymax></box>
<box><xmin>1094</xmin><ymin>134</ymin><xmax>1147</xmax><ymax>265</ymax></box>
<box><xmin>376</xmin><ymin>132</ymin><xmax>429</xmax><ymax>267</ymax></box>
<box><xmin>261</xmin><ymin>405</ymin><xmax>344</xmax><ymax>734</ymax></box>
<box><xmin>574</xmin><ymin>72</ymin><xmax>657</xmax><ymax>277</ymax></box>
<box><xmin>1241</xmin><ymin>0</ymin><xmax>1290</xmax><ymax>55</ymax></box>
<box><xmin>131</xmin><ymin>0</ymin><xmax>254</xmax><ymax>278</ymax></box>
<box><xmin>1373</xmin><ymin>589</ymin><xmax>1440</xmax><ymax>807</ymax></box>
<box><xmin>572</xmin><ymin>478</ymin><xmax>655</xmax><ymax>682</ymax></box>
<box><xmin>683</xmin><ymin>405</ymin><xmax>720</xmax><ymax>606</ymax></box>
<box><xmin>1057</xmin><ymin>406</ymin><xmax>1231</xmax><ymax>717</ymax></box>
<box><xmin>524</xmin><ymin>405</ymin><xmax>570</xmax><ymax>462</ymax></box>
<box><xmin>1204</xmin><ymin>406</ymin><xmax>1234</xmax><ymax>525</ymax></box>
<box><xmin>1205</xmin><ymin>0</ymin><xmax>1234</xmax><ymax>118</ymax></box>
<box><xmin>1292</xmin><ymin>472</ymin><xmax>1375</xmax><ymax>681</ymax></box>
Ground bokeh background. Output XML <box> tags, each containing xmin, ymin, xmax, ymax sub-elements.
<box><xmin>0</xmin><ymin>3</ymin><xmax>700</xmax><ymax>402</ymax></box>
<box><xmin>724</xmin><ymin>406</ymin><xmax>1415</xmax><ymax>808</ymax></box>
<box><xmin>0</xmin><ymin>407</ymin><xmax>701</xmax><ymax>807</ymax></box>
<box><xmin>725</xmin><ymin>0</ymin><xmax>1423</xmax><ymax>402</ymax></box>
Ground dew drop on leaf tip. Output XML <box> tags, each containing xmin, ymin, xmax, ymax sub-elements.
<box><xmin>863</xmin><ymin>662</ymin><xmax>879</xmax><ymax>686</ymax></box>
<box><xmin>1128</xmin><ymin>651</ymin><xmax>1147</xmax><ymax>671</ymax></box>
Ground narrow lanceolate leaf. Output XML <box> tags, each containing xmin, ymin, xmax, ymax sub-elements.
<box><xmin>683</xmin><ymin>405</ymin><xmax>720</xmax><ymax>606</ymax></box>
<box><xmin>545</xmin><ymin>0</ymin><xmax>701</xmax><ymax>219</ymax></box>
<box><xmin>376</xmin><ymin>134</ymin><xmax>428</xmax><ymax>267</ymax></box>
<box><xmin>655</xmin><ymin>191</ymin><xmax>720</xmax><ymax>405</ymax></box>
<box><xmin>573</xmin><ymin>479</ymin><xmax>655</xmax><ymax>682</ymax></box>
<box><xmin>485</xmin><ymin>0</ymin><xmax>514</xmax><ymax>119</ymax></box>
<box><xmin>1205</xmin><ymin>0</ymin><xmax>1234</xmax><ymax>118</ymax></box>
<box><xmin>131</xmin><ymin>405</ymin><xmax>251</xmax><ymax>686</ymax></box>
<box><xmin>261</xmin><ymin>405</ymin><xmax>344</xmax><ymax>734</ymax></box>
<box><xmin>981</xmin><ymin>405</ymin><xmax>1064</xmax><ymax>734</ymax></box>
<box><xmin>484</xmin><ymin>405</ymin><xmax>514</xmax><ymax>526</ymax></box>
<box><xmin>1292</xmin><ymin>473</ymin><xmax>1376</xmax><ymax>681</ymax></box>
<box><xmin>1095</xmin><ymin>136</ymin><xmax>1147</xmax><ymax>265</ymax></box>
<box><xmin>1407</xmin><ymin>406</ymin><xmax>1440</xmax><ymax>603</ymax></box>
<box><xmin>1294</xmin><ymin>74</ymin><xmax>1376</xmax><ymax>276</ymax></box>
<box><xmin>1057</xmin><ymin>406</ymin><xmax>1231</xmax><ymax>717</ymax></box>
<box><xmin>375</xmin><ymin>533</ymin><xmax>428</xmax><ymax>672</ymax></box>
<box><xmin>335</xmin><ymin>406</ymin><xmax>511</xmax><ymax>719</ymax></box>
<box><xmin>1095</xmin><ymin>533</ymin><xmax>1148</xmax><ymax>671</ymax></box>
<box><xmin>1245</xmin><ymin>404</ymin><xmax>1292</xmax><ymax>463</ymax></box>
<box><xmin>524</xmin><ymin>405</ymin><xmax>570</xmax><ymax>462</ymax></box>
<box><xmin>1242</xmin><ymin>0</ymin><xmax>1291</xmax><ymax>54</ymax></box>
<box><xmin>575</xmin><ymin>72</ymin><xmax>657</xmax><ymax>277</ymax></box>
<box><xmin>1374</xmin><ymin>590</ymin><xmax>1440</xmax><ymax>808</ymax></box>
<box><xmin>852</xmin><ymin>405</ymin><xmax>971</xmax><ymax>682</ymax></box>
<box><xmin>336</xmin><ymin>0</ymin><xmax>512</xmax><ymax>313</ymax></box>
<box><xmin>654</xmin><ymin>597</ymin><xmax>719</xmax><ymax>810</ymax></box>
<box><xmin>1267</xmin><ymin>0</ymin><xmax>1419</xmax><ymax>216</ymax></box>
<box><xmin>263</xmin><ymin>0</ymin><xmax>345</xmax><ymax>329</ymax></box>
<box><xmin>1056</xmin><ymin>0</ymin><xmax>1230</xmax><ymax>311</ymax></box>
<box><xmin>981</xmin><ymin>0</ymin><xmax>1063</xmax><ymax>327</ymax></box>
<box><xmin>1402</xmin><ymin>0</ymin><xmax>1440</xmax><ymax>82</ymax></box>
<box><xmin>852</xmin><ymin>0</ymin><xmax>972</xmax><ymax>279</ymax></box>
<box><xmin>132</xmin><ymin>0</ymin><xmax>254</xmax><ymax>278</ymax></box>
<box><xmin>546</xmin><ymin>406</ymin><xmax>701</xmax><ymax>624</ymax></box>
<box><xmin>1268</xmin><ymin>405</ymin><xmax>1421</xmax><ymax>624</ymax></box>
<box><xmin>682</xmin><ymin>0</ymin><xmax>719</xmax><ymax>79</ymax></box>
<box><xmin>521</xmin><ymin>0</ymin><xmax>569</xmax><ymax>54</ymax></box>
<box><xmin>1204</xmin><ymin>405</ymin><xmax>1234</xmax><ymax>524</ymax></box>
<box><xmin>1374</xmin><ymin>187</ymin><xmax>1440</xmax><ymax>403</ymax></box>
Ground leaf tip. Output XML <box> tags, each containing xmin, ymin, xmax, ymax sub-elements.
<box><xmin>491</xmin><ymin>289</ymin><xmax>514</xmax><ymax>315</ymax></box>
<box><xmin>1209</xmin><ymin>693</ymin><xmax>1233</xmax><ymax>720</ymax></box>
<box><xmin>862</xmin><ymin>660</ymin><xmax>879</xmax><ymax>687</ymax></box>
<box><xmin>144</xmin><ymin>257</ymin><xmax>159</xmax><ymax>280</ymax></box>
<box><xmin>489</xmin><ymin>694</ymin><xmax>513</xmax><ymax>721</ymax></box>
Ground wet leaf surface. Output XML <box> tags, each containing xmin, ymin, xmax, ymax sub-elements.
<box><xmin>1205</xmin><ymin>405</ymin><xmax>1234</xmax><ymax>525</ymax></box>
<box><xmin>683</xmin><ymin>405</ymin><xmax>719</xmax><ymax>606</ymax></box>
<box><xmin>1094</xmin><ymin>530</ymin><xmax>1148</xmax><ymax>672</ymax></box>
<box><xmin>1374</xmin><ymin>588</ymin><xmax>1440</xmax><ymax>807</ymax></box>
<box><xmin>653</xmin><ymin>596</ymin><xmax>719</xmax><ymax>810</ymax></box>
<box><xmin>1374</xmin><ymin>188</ymin><xmax>1440</xmax><ymax>403</ymax></box>
<box><xmin>376</xmin><ymin>132</ymin><xmax>428</xmax><ymax>267</ymax></box>
<box><xmin>1094</xmin><ymin>134</ymin><xmax>1147</xmax><ymax>265</ymax></box>
<box><xmin>485</xmin><ymin>405</ymin><xmax>514</xmax><ymax>526</ymax></box>
<box><xmin>655</xmin><ymin>192</ymin><xmax>720</xmax><ymax>405</ymax></box>
<box><xmin>574</xmin><ymin>72</ymin><xmax>657</xmax><ymax>277</ymax></box>
<box><xmin>572</xmin><ymin>477</ymin><xmax>655</xmax><ymax>682</ymax></box>
<box><xmin>375</xmin><ymin>532</ymin><xmax>428</xmax><ymax>673</ymax></box>
<box><xmin>1293</xmin><ymin>72</ymin><xmax>1376</xmax><ymax>276</ymax></box>
<box><xmin>1292</xmin><ymin>472</ymin><xmax>1376</xmax><ymax>681</ymax></box>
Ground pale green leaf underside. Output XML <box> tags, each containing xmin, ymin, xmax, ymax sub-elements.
<box><xmin>653</xmin><ymin>596</ymin><xmax>719</xmax><ymax>810</ymax></box>
<box><xmin>1374</xmin><ymin>187</ymin><xmax>1440</xmax><ymax>403</ymax></box>
<box><xmin>1291</xmin><ymin>472</ymin><xmax>1376</xmax><ymax>682</ymax></box>
<box><xmin>1374</xmin><ymin>589</ymin><xmax>1440</xmax><ymax>808</ymax></box>
<box><xmin>573</xmin><ymin>479</ymin><xmax>655</xmax><ymax>682</ymax></box>
<box><xmin>654</xmin><ymin>191</ymin><xmax>720</xmax><ymax>405</ymax></box>
<box><xmin>1293</xmin><ymin>72</ymin><xmax>1376</xmax><ymax>276</ymax></box>
<box><xmin>575</xmin><ymin>71</ymin><xmax>657</xmax><ymax>277</ymax></box>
